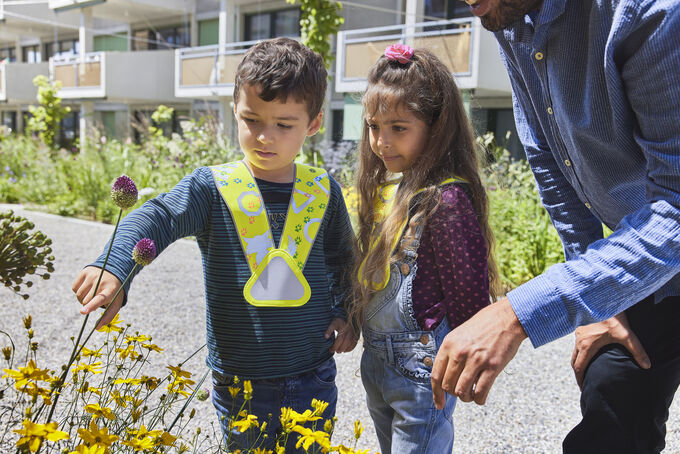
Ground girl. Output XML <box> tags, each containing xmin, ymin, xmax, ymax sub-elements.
<box><xmin>351</xmin><ymin>44</ymin><xmax>500</xmax><ymax>453</ymax></box>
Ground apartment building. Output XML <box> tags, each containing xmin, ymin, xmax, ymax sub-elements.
<box><xmin>0</xmin><ymin>0</ymin><xmax>520</xmax><ymax>155</ymax></box>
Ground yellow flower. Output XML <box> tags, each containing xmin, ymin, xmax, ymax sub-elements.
<box><xmin>115</xmin><ymin>345</ymin><xmax>140</xmax><ymax>360</ymax></box>
<box><xmin>113</xmin><ymin>377</ymin><xmax>142</xmax><ymax>386</ymax></box>
<box><xmin>14</xmin><ymin>419</ymin><xmax>69</xmax><ymax>453</ymax></box>
<box><xmin>108</xmin><ymin>390</ymin><xmax>127</xmax><ymax>408</ymax></box>
<box><xmin>18</xmin><ymin>382</ymin><xmax>52</xmax><ymax>405</ymax></box>
<box><xmin>72</xmin><ymin>361</ymin><xmax>103</xmax><ymax>375</ymax></box>
<box><xmin>229</xmin><ymin>411</ymin><xmax>259</xmax><ymax>433</ymax></box>
<box><xmin>84</xmin><ymin>403</ymin><xmax>116</xmax><ymax>421</ymax></box>
<box><xmin>158</xmin><ymin>431</ymin><xmax>177</xmax><ymax>447</ymax></box>
<box><xmin>141</xmin><ymin>343</ymin><xmax>163</xmax><ymax>353</ymax></box>
<box><xmin>139</xmin><ymin>375</ymin><xmax>159</xmax><ymax>391</ymax></box>
<box><xmin>311</xmin><ymin>398</ymin><xmax>329</xmax><ymax>417</ymax></box>
<box><xmin>243</xmin><ymin>380</ymin><xmax>253</xmax><ymax>401</ymax></box>
<box><xmin>292</xmin><ymin>425</ymin><xmax>331</xmax><ymax>451</ymax></box>
<box><xmin>228</xmin><ymin>386</ymin><xmax>240</xmax><ymax>398</ymax></box>
<box><xmin>354</xmin><ymin>420</ymin><xmax>364</xmax><ymax>440</ymax></box>
<box><xmin>323</xmin><ymin>419</ymin><xmax>334</xmax><ymax>433</ymax></box>
<box><xmin>167</xmin><ymin>368</ymin><xmax>195</xmax><ymax>397</ymax></box>
<box><xmin>77</xmin><ymin>420</ymin><xmax>119</xmax><ymax>450</ymax></box>
<box><xmin>120</xmin><ymin>436</ymin><xmax>155</xmax><ymax>451</ymax></box>
<box><xmin>69</xmin><ymin>444</ymin><xmax>107</xmax><ymax>454</ymax></box>
<box><xmin>80</xmin><ymin>347</ymin><xmax>102</xmax><ymax>358</ymax></box>
<box><xmin>3</xmin><ymin>359</ymin><xmax>51</xmax><ymax>388</ymax></box>
<box><xmin>98</xmin><ymin>314</ymin><xmax>124</xmax><ymax>333</ymax></box>
<box><xmin>166</xmin><ymin>364</ymin><xmax>191</xmax><ymax>379</ymax></box>
<box><xmin>124</xmin><ymin>334</ymin><xmax>151</xmax><ymax>344</ymax></box>
<box><xmin>253</xmin><ymin>448</ymin><xmax>273</xmax><ymax>454</ymax></box>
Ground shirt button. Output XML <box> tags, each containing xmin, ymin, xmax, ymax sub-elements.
<box><xmin>423</xmin><ymin>356</ymin><xmax>433</xmax><ymax>367</ymax></box>
<box><xmin>547</xmin><ymin>107</ymin><xmax>554</xmax><ymax>115</ymax></box>
<box><xmin>400</xmin><ymin>263</ymin><xmax>410</xmax><ymax>275</ymax></box>
<box><xmin>564</xmin><ymin>159</ymin><xmax>571</xmax><ymax>166</ymax></box>
<box><xmin>534</xmin><ymin>51</ymin><xmax>544</xmax><ymax>60</ymax></box>
<box><xmin>420</xmin><ymin>334</ymin><xmax>430</xmax><ymax>345</ymax></box>
<box><xmin>585</xmin><ymin>202</ymin><xmax>592</xmax><ymax>209</ymax></box>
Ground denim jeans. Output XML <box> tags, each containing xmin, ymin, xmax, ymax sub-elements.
<box><xmin>211</xmin><ymin>357</ymin><xmax>337</xmax><ymax>453</ymax></box>
<box><xmin>361</xmin><ymin>237</ymin><xmax>456</xmax><ymax>454</ymax></box>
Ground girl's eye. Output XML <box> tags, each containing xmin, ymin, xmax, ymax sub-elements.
<box><xmin>278</xmin><ymin>123</ymin><xmax>293</xmax><ymax>129</ymax></box>
<box><xmin>367</xmin><ymin>123</ymin><xmax>378</xmax><ymax>130</ymax></box>
<box><xmin>243</xmin><ymin>117</ymin><xmax>257</xmax><ymax>123</ymax></box>
<box><xmin>393</xmin><ymin>125</ymin><xmax>406</xmax><ymax>132</ymax></box>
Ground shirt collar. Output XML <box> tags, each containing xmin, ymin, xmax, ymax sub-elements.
<box><xmin>500</xmin><ymin>0</ymin><xmax>566</xmax><ymax>44</ymax></box>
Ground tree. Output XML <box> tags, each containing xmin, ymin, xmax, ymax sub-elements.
<box><xmin>26</xmin><ymin>75</ymin><xmax>71</xmax><ymax>150</ymax></box>
<box><xmin>286</xmin><ymin>0</ymin><xmax>344</xmax><ymax>69</ymax></box>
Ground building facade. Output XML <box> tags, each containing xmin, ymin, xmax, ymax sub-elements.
<box><xmin>0</xmin><ymin>0</ymin><xmax>521</xmax><ymax>155</ymax></box>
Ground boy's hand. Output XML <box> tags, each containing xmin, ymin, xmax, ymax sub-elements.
<box><xmin>72</xmin><ymin>266</ymin><xmax>125</xmax><ymax>330</ymax></box>
<box><xmin>325</xmin><ymin>318</ymin><xmax>358</xmax><ymax>354</ymax></box>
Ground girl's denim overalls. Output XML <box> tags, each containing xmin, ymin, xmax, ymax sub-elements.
<box><xmin>361</xmin><ymin>227</ymin><xmax>457</xmax><ymax>454</ymax></box>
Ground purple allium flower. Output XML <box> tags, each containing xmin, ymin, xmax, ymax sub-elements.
<box><xmin>111</xmin><ymin>174</ymin><xmax>138</xmax><ymax>209</ymax></box>
<box><xmin>132</xmin><ymin>238</ymin><xmax>156</xmax><ymax>266</ymax></box>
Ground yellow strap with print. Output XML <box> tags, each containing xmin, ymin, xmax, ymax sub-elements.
<box><xmin>359</xmin><ymin>177</ymin><xmax>465</xmax><ymax>291</ymax></box>
<box><xmin>211</xmin><ymin>161</ymin><xmax>330</xmax><ymax>307</ymax></box>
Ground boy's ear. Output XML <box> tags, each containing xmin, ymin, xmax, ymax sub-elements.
<box><xmin>306</xmin><ymin>112</ymin><xmax>323</xmax><ymax>137</ymax></box>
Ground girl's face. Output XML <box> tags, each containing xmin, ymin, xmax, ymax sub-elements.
<box><xmin>366</xmin><ymin>105</ymin><xmax>429</xmax><ymax>174</ymax></box>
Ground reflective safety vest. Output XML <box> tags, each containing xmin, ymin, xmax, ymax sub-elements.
<box><xmin>359</xmin><ymin>177</ymin><xmax>465</xmax><ymax>291</ymax></box>
<box><xmin>211</xmin><ymin>161</ymin><xmax>330</xmax><ymax>307</ymax></box>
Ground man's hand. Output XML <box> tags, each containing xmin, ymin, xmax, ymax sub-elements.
<box><xmin>72</xmin><ymin>266</ymin><xmax>125</xmax><ymax>330</ymax></box>
<box><xmin>431</xmin><ymin>297</ymin><xmax>527</xmax><ymax>407</ymax></box>
<box><xmin>325</xmin><ymin>318</ymin><xmax>358</xmax><ymax>354</ymax></box>
<box><xmin>571</xmin><ymin>312</ymin><xmax>650</xmax><ymax>390</ymax></box>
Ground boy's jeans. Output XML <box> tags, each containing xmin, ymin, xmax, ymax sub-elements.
<box><xmin>361</xmin><ymin>250</ymin><xmax>457</xmax><ymax>454</ymax></box>
<box><xmin>211</xmin><ymin>357</ymin><xmax>337</xmax><ymax>453</ymax></box>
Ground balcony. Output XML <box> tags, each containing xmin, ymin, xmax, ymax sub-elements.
<box><xmin>0</xmin><ymin>62</ymin><xmax>50</xmax><ymax>103</ymax></box>
<box><xmin>335</xmin><ymin>18</ymin><xmax>511</xmax><ymax>97</ymax></box>
<box><xmin>51</xmin><ymin>50</ymin><xmax>180</xmax><ymax>102</ymax></box>
<box><xmin>175</xmin><ymin>41</ymin><xmax>258</xmax><ymax>98</ymax></box>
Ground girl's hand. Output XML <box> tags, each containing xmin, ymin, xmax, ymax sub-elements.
<box><xmin>72</xmin><ymin>266</ymin><xmax>125</xmax><ymax>330</ymax></box>
<box><xmin>325</xmin><ymin>318</ymin><xmax>359</xmax><ymax>353</ymax></box>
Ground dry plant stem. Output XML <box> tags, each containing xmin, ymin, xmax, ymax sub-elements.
<box><xmin>32</xmin><ymin>210</ymin><xmax>122</xmax><ymax>423</ymax></box>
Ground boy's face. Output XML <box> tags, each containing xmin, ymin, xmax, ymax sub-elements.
<box><xmin>234</xmin><ymin>84</ymin><xmax>322</xmax><ymax>182</ymax></box>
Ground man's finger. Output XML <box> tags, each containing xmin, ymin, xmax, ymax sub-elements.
<box><xmin>624</xmin><ymin>333</ymin><xmax>651</xmax><ymax>369</ymax></box>
<box><xmin>472</xmin><ymin>369</ymin><xmax>499</xmax><ymax>405</ymax></box>
<box><xmin>431</xmin><ymin>351</ymin><xmax>450</xmax><ymax>410</ymax></box>
<box><xmin>454</xmin><ymin>360</ymin><xmax>480</xmax><ymax>403</ymax></box>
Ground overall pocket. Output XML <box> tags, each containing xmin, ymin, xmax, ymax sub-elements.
<box><xmin>394</xmin><ymin>343</ymin><xmax>437</xmax><ymax>384</ymax></box>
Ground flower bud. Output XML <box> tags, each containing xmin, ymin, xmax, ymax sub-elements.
<box><xmin>111</xmin><ymin>175</ymin><xmax>139</xmax><ymax>209</ymax></box>
<box><xmin>132</xmin><ymin>238</ymin><xmax>157</xmax><ymax>266</ymax></box>
<box><xmin>195</xmin><ymin>388</ymin><xmax>210</xmax><ymax>402</ymax></box>
<box><xmin>2</xmin><ymin>346</ymin><xmax>11</xmax><ymax>361</ymax></box>
<box><xmin>23</xmin><ymin>315</ymin><xmax>32</xmax><ymax>329</ymax></box>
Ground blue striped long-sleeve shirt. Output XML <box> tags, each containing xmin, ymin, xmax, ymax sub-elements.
<box><xmin>92</xmin><ymin>165</ymin><xmax>355</xmax><ymax>378</ymax></box>
<box><xmin>496</xmin><ymin>0</ymin><xmax>680</xmax><ymax>347</ymax></box>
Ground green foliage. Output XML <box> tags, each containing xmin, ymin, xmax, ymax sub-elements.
<box><xmin>481</xmin><ymin>132</ymin><xmax>564</xmax><ymax>290</ymax></box>
<box><xmin>0</xmin><ymin>210</ymin><xmax>54</xmax><ymax>300</ymax></box>
<box><xmin>0</xmin><ymin>109</ymin><xmax>239</xmax><ymax>224</ymax></box>
<box><xmin>26</xmin><ymin>76</ymin><xmax>71</xmax><ymax>150</ymax></box>
<box><xmin>286</xmin><ymin>0</ymin><xmax>345</xmax><ymax>69</ymax></box>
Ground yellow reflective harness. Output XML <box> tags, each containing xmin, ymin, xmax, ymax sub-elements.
<box><xmin>211</xmin><ymin>161</ymin><xmax>330</xmax><ymax>307</ymax></box>
<box><xmin>359</xmin><ymin>177</ymin><xmax>465</xmax><ymax>291</ymax></box>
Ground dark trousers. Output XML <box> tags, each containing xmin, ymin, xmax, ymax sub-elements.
<box><xmin>563</xmin><ymin>295</ymin><xmax>680</xmax><ymax>454</ymax></box>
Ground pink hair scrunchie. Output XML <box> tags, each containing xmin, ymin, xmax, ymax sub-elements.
<box><xmin>384</xmin><ymin>44</ymin><xmax>414</xmax><ymax>64</ymax></box>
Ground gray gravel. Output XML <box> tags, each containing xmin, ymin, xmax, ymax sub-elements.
<box><xmin>1</xmin><ymin>204</ymin><xmax>679</xmax><ymax>453</ymax></box>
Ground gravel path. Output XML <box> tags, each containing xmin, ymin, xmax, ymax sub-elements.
<box><xmin>1</xmin><ymin>204</ymin><xmax>679</xmax><ymax>453</ymax></box>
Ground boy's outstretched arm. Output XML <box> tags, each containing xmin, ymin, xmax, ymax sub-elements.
<box><xmin>72</xmin><ymin>266</ymin><xmax>125</xmax><ymax>330</ymax></box>
<box><xmin>325</xmin><ymin>317</ymin><xmax>358</xmax><ymax>353</ymax></box>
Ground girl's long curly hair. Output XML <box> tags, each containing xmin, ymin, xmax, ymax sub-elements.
<box><xmin>349</xmin><ymin>48</ymin><xmax>500</xmax><ymax>332</ymax></box>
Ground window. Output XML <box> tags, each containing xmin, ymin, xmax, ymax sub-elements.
<box><xmin>244</xmin><ymin>8</ymin><xmax>300</xmax><ymax>41</ymax></box>
<box><xmin>132</xmin><ymin>25</ymin><xmax>189</xmax><ymax>51</ymax></box>
<box><xmin>0</xmin><ymin>47</ymin><xmax>16</xmax><ymax>62</ymax></box>
<box><xmin>44</xmin><ymin>39</ymin><xmax>79</xmax><ymax>60</ymax></box>
<box><xmin>424</xmin><ymin>0</ymin><xmax>471</xmax><ymax>20</ymax></box>
<box><xmin>59</xmin><ymin>110</ymin><xmax>80</xmax><ymax>150</ymax></box>
<box><xmin>1</xmin><ymin>111</ymin><xmax>17</xmax><ymax>133</ymax></box>
<box><xmin>22</xmin><ymin>45</ymin><xmax>41</xmax><ymax>63</ymax></box>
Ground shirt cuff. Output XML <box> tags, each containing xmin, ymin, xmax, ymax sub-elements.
<box><xmin>507</xmin><ymin>273</ymin><xmax>573</xmax><ymax>348</ymax></box>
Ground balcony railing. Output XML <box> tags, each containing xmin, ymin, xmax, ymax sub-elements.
<box><xmin>175</xmin><ymin>40</ymin><xmax>259</xmax><ymax>98</ymax></box>
<box><xmin>51</xmin><ymin>52</ymin><xmax>105</xmax><ymax>98</ymax></box>
<box><xmin>336</xmin><ymin>18</ymin><xmax>475</xmax><ymax>92</ymax></box>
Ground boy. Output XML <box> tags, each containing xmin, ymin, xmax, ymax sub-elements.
<box><xmin>72</xmin><ymin>38</ymin><xmax>357</xmax><ymax>452</ymax></box>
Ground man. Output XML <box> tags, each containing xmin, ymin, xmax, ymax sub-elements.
<box><xmin>431</xmin><ymin>1</ymin><xmax>680</xmax><ymax>452</ymax></box>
